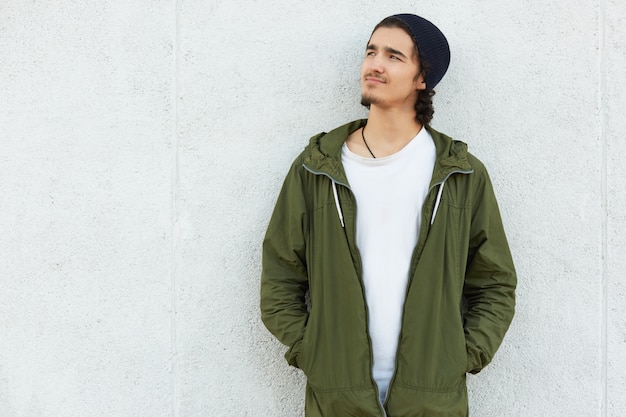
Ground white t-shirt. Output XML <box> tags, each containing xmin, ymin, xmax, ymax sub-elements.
<box><xmin>341</xmin><ymin>127</ymin><xmax>436</xmax><ymax>404</ymax></box>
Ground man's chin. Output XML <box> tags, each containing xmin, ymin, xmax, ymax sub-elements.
<box><xmin>361</xmin><ymin>94</ymin><xmax>379</xmax><ymax>107</ymax></box>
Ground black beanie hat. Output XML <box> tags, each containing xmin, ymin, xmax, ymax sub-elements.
<box><xmin>389</xmin><ymin>13</ymin><xmax>450</xmax><ymax>90</ymax></box>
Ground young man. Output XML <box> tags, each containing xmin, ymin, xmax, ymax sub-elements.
<box><xmin>261</xmin><ymin>13</ymin><xmax>516</xmax><ymax>417</ymax></box>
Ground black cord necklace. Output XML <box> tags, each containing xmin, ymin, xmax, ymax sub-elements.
<box><xmin>361</xmin><ymin>127</ymin><xmax>376</xmax><ymax>158</ymax></box>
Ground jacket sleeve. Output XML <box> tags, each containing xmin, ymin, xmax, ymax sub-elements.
<box><xmin>260</xmin><ymin>158</ymin><xmax>309</xmax><ymax>368</ymax></box>
<box><xmin>463</xmin><ymin>164</ymin><xmax>517</xmax><ymax>374</ymax></box>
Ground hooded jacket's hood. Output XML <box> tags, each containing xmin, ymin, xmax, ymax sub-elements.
<box><xmin>301</xmin><ymin>119</ymin><xmax>473</xmax><ymax>189</ymax></box>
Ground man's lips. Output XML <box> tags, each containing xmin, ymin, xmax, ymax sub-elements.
<box><xmin>364</xmin><ymin>75</ymin><xmax>385</xmax><ymax>84</ymax></box>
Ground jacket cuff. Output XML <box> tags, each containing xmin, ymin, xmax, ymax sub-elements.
<box><xmin>285</xmin><ymin>339</ymin><xmax>303</xmax><ymax>368</ymax></box>
<box><xmin>466</xmin><ymin>347</ymin><xmax>482</xmax><ymax>375</ymax></box>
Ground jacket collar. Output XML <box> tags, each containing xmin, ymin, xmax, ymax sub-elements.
<box><xmin>302</xmin><ymin>119</ymin><xmax>473</xmax><ymax>188</ymax></box>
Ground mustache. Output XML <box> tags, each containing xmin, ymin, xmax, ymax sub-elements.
<box><xmin>364</xmin><ymin>73</ymin><xmax>386</xmax><ymax>82</ymax></box>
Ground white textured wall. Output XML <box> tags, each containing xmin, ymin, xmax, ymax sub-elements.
<box><xmin>1</xmin><ymin>1</ymin><xmax>624</xmax><ymax>416</ymax></box>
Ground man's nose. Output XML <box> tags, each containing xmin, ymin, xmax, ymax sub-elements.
<box><xmin>367</xmin><ymin>56</ymin><xmax>384</xmax><ymax>73</ymax></box>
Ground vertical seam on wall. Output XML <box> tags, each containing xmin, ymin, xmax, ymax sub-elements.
<box><xmin>172</xmin><ymin>0</ymin><xmax>181</xmax><ymax>416</ymax></box>
<box><xmin>599</xmin><ymin>0</ymin><xmax>608</xmax><ymax>416</ymax></box>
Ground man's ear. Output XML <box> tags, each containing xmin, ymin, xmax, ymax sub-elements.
<box><xmin>414</xmin><ymin>72</ymin><xmax>426</xmax><ymax>91</ymax></box>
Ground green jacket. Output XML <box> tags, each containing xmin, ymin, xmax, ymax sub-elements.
<box><xmin>261</xmin><ymin>119</ymin><xmax>516</xmax><ymax>417</ymax></box>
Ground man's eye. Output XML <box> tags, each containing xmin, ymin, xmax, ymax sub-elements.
<box><xmin>390</xmin><ymin>55</ymin><xmax>399</xmax><ymax>60</ymax></box>
<box><xmin>367</xmin><ymin>51</ymin><xmax>375</xmax><ymax>57</ymax></box>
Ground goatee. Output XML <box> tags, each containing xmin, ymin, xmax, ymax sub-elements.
<box><xmin>361</xmin><ymin>93</ymin><xmax>379</xmax><ymax>108</ymax></box>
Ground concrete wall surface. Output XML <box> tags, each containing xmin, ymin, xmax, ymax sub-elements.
<box><xmin>1</xmin><ymin>0</ymin><xmax>624</xmax><ymax>416</ymax></box>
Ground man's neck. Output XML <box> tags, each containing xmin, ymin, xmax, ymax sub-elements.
<box><xmin>364</xmin><ymin>106</ymin><xmax>423</xmax><ymax>155</ymax></box>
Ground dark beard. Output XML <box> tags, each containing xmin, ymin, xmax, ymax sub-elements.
<box><xmin>360</xmin><ymin>93</ymin><xmax>379</xmax><ymax>108</ymax></box>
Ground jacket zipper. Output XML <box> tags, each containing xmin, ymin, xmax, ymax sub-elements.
<box><xmin>302</xmin><ymin>164</ymin><xmax>350</xmax><ymax>188</ymax></box>
<box><xmin>430</xmin><ymin>169</ymin><xmax>474</xmax><ymax>194</ymax></box>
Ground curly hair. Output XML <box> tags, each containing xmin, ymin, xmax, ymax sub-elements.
<box><xmin>367</xmin><ymin>16</ymin><xmax>436</xmax><ymax>126</ymax></box>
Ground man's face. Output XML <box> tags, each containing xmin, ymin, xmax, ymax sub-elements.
<box><xmin>360</xmin><ymin>26</ymin><xmax>426</xmax><ymax>109</ymax></box>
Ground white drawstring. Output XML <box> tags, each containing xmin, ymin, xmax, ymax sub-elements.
<box><xmin>331</xmin><ymin>180</ymin><xmax>345</xmax><ymax>228</ymax></box>
<box><xmin>431</xmin><ymin>182</ymin><xmax>445</xmax><ymax>225</ymax></box>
